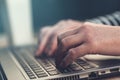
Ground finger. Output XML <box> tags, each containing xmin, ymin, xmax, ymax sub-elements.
<box><xmin>44</xmin><ymin>33</ymin><xmax>56</xmax><ymax>55</ymax></box>
<box><xmin>58</xmin><ymin>27</ymin><xmax>80</xmax><ymax>42</ymax></box>
<box><xmin>36</xmin><ymin>30</ymin><xmax>52</xmax><ymax>56</ymax></box>
<box><xmin>59</xmin><ymin>32</ymin><xmax>84</xmax><ymax>53</ymax></box>
<box><xmin>55</xmin><ymin>28</ymin><xmax>84</xmax><ymax>66</ymax></box>
<box><xmin>37</xmin><ymin>26</ymin><xmax>52</xmax><ymax>45</ymax></box>
<box><xmin>39</xmin><ymin>26</ymin><xmax>51</xmax><ymax>37</ymax></box>
<box><xmin>47</xmin><ymin>35</ymin><xmax>57</xmax><ymax>56</ymax></box>
<box><xmin>60</xmin><ymin>44</ymin><xmax>88</xmax><ymax>68</ymax></box>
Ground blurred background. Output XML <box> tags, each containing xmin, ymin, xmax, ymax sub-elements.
<box><xmin>0</xmin><ymin>0</ymin><xmax>120</xmax><ymax>47</ymax></box>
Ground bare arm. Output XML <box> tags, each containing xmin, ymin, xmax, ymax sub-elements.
<box><xmin>55</xmin><ymin>22</ymin><xmax>120</xmax><ymax>68</ymax></box>
<box><xmin>35</xmin><ymin>11</ymin><xmax>120</xmax><ymax>68</ymax></box>
<box><xmin>35</xmin><ymin>11</ymin><xmax>120</xmax><ymax>57</ymax></box>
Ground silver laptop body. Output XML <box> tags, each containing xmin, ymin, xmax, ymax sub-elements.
<box><xmin>0</xmin><ymin>45</ymin><xmax>120</xmax><ymax>80</ymax></box>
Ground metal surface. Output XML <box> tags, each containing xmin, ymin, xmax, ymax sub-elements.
<box><xmin>1</xmin><ymin>47</ymin><xmax>120</xmax><ymax>80</ymax></box>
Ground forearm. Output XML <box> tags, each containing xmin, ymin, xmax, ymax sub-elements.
<box><xmin>93</xmin><ymin>24</ymin><xmax>120</xmax><ymax>56</ymax></box>
<box><xmin>55</xmin><ymin>21</ymin><xmax>120</xmax><ymax>67</ymax></box>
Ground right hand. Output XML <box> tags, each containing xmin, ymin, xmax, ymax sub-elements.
<box><xmin>35</xmin><ymin>20</ymin><xmax>82</xmax><ymax>56</ymax></box>
<box><xmin>55</xmin><ymin>22</ymin><xmax>120</xmax><ymax>68</ymax></box>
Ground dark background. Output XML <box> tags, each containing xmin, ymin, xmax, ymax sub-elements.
<box><xmin>0</xmin><ymin>0</ymin><xmax>120</xmax><ymax>33</ymax></box>
<box><xmin>31</xmin><ymin>0</ymin><xmax>120</xmax><ymax>32</ymax></box>
<box><xmin>0</xmin><ymin>0</ymin><xmax>4</xmax><ymax>34</ymax></box>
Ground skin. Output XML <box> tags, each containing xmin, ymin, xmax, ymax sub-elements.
<box><xmin>36</xmin><ymin>20</ymin><xmax>120</xmax><ymax>68</ymax></box>
<box><xmin>36</xmin><ymin>19</ymin><xmax>82</xmax><ymax>56</ymax></box>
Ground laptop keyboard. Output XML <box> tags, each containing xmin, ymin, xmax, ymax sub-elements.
<box><xmin>14</xmin><ymin>50</ymin><xmax>48</xmax><ymax>79</ymax></box>
<box><xmin>13</xmin><ymin>47</ymin><xmax>96</xmax><ymax>79</ymax></box>
<box><xmin>0</xmin><ymin>63</ymin><xmax>7</xmax><ymax>80</ymax></box>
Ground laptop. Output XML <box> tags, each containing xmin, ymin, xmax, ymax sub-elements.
<box><xmin>1</xmin><ymin>1</ymin><xmax>120</xmax><ymax>80</ymax></box>
<box><xmin>0</xmin><ymin>45</ymin><xmax>120</xmax><ymax>80</ymax></box>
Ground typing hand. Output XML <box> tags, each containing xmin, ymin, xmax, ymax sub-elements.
<box><xmin>36</xmin><ymin>20</ymin><xmax>82</xmax><ymax>57</ymax></box>
<box><xmin>55</xmin><ymin>22</ymin><xmax>120</xmax><ymax>68</ymax></box>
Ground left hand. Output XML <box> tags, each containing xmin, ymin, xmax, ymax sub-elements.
<box><xmin>36</xmin><ymin>20</ymin><xmax>82</xmax><ymax>56</ymax></box>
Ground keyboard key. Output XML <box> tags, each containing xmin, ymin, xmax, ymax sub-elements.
<box><xmin>22</xmin><ymin>56</ymin><xmax>48</xmax><ymax>78</ymax></box>
<box><xmin>33</xmin><ymin>68</ymin><xmax>43</xmax><ymax>71</ymax></box>
<box><xmin>71</xmin><ymin>67</ymin><xmax>83</xmax><ymax>71</ymax></box>
<box><xmin>37</xmin><ymin>74</ymin><xmax>48</xmax><ymax>78</ymax></box>
<box><xmin>49</xmin><ymin>59</ymin><xmax>55</xmax><ymax>66</ymax></box>
<box><xmin>75</xmin><ymin>59</ymin><xmax>87</xmax><ymax>64</ymax></box>
<box><xmin>29</xmin><ymin>75</ymin><xmax>36</xmax><ymax>79</ymax></box>
<box><xmin>82</xmin><ymin>65</ymin><xmax>94</xmax><ymax>69</ymax></box>
<box><xmin>68</xmin><ymin>62</ymin><xmax>83</xmax><ymax>72</ymax></box>
<box><xmin>13</xmin><ymin>50</ymin><xmax>48</xmax><ymax>79</ymax></box>
<box><xmin>36</xmin><ymin>72</ymin><xmax>46</xmax><ymax>75</ymax></box>
<box><xmin>48</xmin><ymin>70</ymin><xmax>59</xmax><ymax>75</ymax></box>
<box><xmin>46</xmin><ymin>67</ymin><xmax>56</xmax><ymax>71</ymax></box>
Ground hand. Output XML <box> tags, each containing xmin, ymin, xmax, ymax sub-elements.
<box><xmin>55</xmin><ymin>22</ymin><xmax>120</xmax><ymax>68</ymax></box>
<box><xmin>36</xmin><ymin>19</ymin><xmax>82</xmax><ymax>56</ymax></box>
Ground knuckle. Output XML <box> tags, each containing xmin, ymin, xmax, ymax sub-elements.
<box><xmin>60</xmin><ymin>39</ymin><xmax>67</xmax><ymax>48</ymax></box>
<box><xmin>51</xmin><ymin>31</ymin><xmax>57</xmax><ymax>37</ymax></box>
<box><xmin>83</xmin><ymin>22</ymin><xmax>92</xmax><ymax>27</ymax></box>
<box><xmin>81</xmin><ymin>23</ymin><xmax>94</xmax><ymax>41</ymax></box>
<box><xmin>57</xmin><ymin>33</ymin><xmax>64</xmax><ymax>39</ymax></box>
<box><xmin>57</xmin><ymin>34</ymin><xmax>62</xmax><ymax>43</ymax></box>
<box><xmin>57</xmin><ymin>37</ymin><xmax>68</xmax><ymax>51</ymax></box>
<box><xmin>57</xmin><ymin>33</ymin><xmax>69</xmax><ymax>52</ymax></box>
<box><xmin>81</xmin><ymin>22</ymin><xmax>97</xmax><ymax>50</ymax></box>
<box><xmin>57</xmin><ymin>32</ymin><xmax>66</xmax><ymax>42</ymax></box>
<box><xmin>81</xmin><ymin>23</ymin><xmax>91</xmax><ymax>32</ymax></box>
<box><xmin>51</xmin><ymin>27</ymin><xmax>60</xmax><ymax>36</ymax></box>
<box><xmin>82</xmin><ymin>22</ymin><xmax>93</xmax><ymax>31</ymax></box>
<box><xmin>68</xmin><ymin>49</ymin><xmax>76</xmax><ymax>60</ymax></box>
<box><xmin>56</xmin><ymin>31</ymin><xmax>61</xmax><ymax>36</ymax></box>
